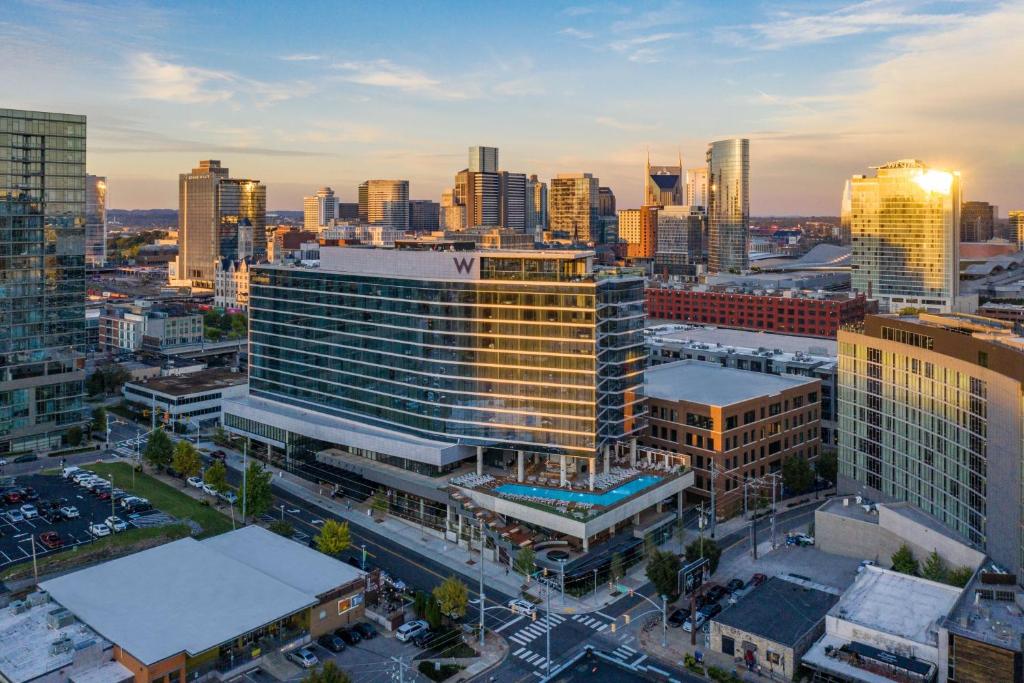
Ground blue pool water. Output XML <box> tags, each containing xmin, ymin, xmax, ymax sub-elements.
<box><xmin>494</xmin><ymin>475</ymin><xmax>662</xmax><ymax>506</ymax></box>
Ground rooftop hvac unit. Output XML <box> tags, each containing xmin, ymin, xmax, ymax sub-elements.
<box><xmin>47</xmin><ymin>607</ymin><xmax>75</xmax><ymax>629</ymax></box>
<box><xmin>10</xmin><ymin>600</ymin><xmax>27</xmax><ymax>614</ymax></box>
<box><xmin>49</xmin><ymin>636</ymin><xmax>74</xmax><ymax>656</ymax></box>
<box><xmin>27</xmin><ymin>591</ymin><xmax>48</xmax><ymax>606</ymax></box>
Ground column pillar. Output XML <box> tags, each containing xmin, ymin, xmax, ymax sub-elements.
<box><xmin>476</xmin><ymin>446</ymin><xmax>483</xmax><ymax>476</ymax></box>
<box><xmin>630</xmin><ymin>438</ymin><xmax>637</xmax><ymax>467</ymax></box>
<box><xmin>560</xmin><ymin>453</ymin><xmax>567</xmax><ymax>486</ymax></box>
<box><xmin>589</xmin><ymin>460</ymin><xmax>595</xmax><ymax>491</ymax></box>
<box><xmin>656</xmin><ymin>501</ymin><xmax>663</xmax><ymax>513</ymax></box>
<box><xmin>583</xmin><ymin>536</ymin><xmax>589</xmax><ymax>553</ymax></box>
<box><xmin>677</xmin><ymin>491</ymin><xmax>684</xmax><ymax>521</ymax></box>
<box><xmin>517</xmin><ymin>451</ymin><xmax>525</xmax><ymax>483</ymax></box>
<box><xmin>458</xmin><ymin>511</ymin><xmax>464</xmax><ymax>544</ymax></box>
<box><xmin>664</xmin><ymin>451</ymin><xmax>670</xmax><ymax>468</ymax></box>
<box><xmin>604</xmin><ymin>443</ymin><xmax>611</xmax><ymax>473</ymax></box>
<box><xmin>633</xmin><ymin>512</ymin><xmax>641</xmax><ymax>525</ymax></box>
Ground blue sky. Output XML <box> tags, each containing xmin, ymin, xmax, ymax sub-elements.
<box><xmin>5</xmin><ymin>0</ymin><xmax>1022</xmax><ymax>214</ymax></box>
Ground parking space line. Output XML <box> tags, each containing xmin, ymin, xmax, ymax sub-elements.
<box><xmin>0</xmin><ymin>551</ymin><xmax>10</xmax><ymax>563</ymax></box>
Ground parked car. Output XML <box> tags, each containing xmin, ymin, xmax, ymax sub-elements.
<box><xmin>88</xmin><ymin>522</ymin><xmax>111</xmax><ymax>537</ymax></box>
<box><xmin>317</xmin><ymin>633</ymin><xmax>345</xmax><ymax>653</ymax></box>
<box><xmin>668</xmin><ymin>608</ymin><xmax>690</xmax><ymax>628</ymax></box>
<box><xmin>395</xmin><ymin>619</ymin><xmax>430</xmax><ymax>643</ymax></box>
<box><xmin>413</xmin><ymin>631</ymin><xmax>447</xmax><ymax>649</ymax></box>
<box><xmin>60</xmin><ymin>505</ymin><xmax>80</xmax><ymax>519</ymax></box>
<box><xmin>21</xmin><ymin>486</ymin><xmax>38</xmax><ymax>501</ymax></box>
<box><xmin>105</xmin><ymin>515</ymin><xmax>128</xmax><ymax>532</ymax></box>
<box><xmin>726</xmin><ymin>578</ymin><xmax>745</xmax><ymax>593</ymax></box>
<box><xmin>786</xmin><ymin>532</ymin><xmax>815</xmax><ymax>547</ymax></box>
<box><xmin>209</xmin><ymin>450</ymin><xmax>226</xmax><ymax>461</ymax></box>
<box><xmin>749</xmin><ymin>573</ymin><xmax>768</xmax><ymax>587</ymax></box>
<box><xmin>354</xmin><ymin>622</ymin><xmax>377</xmax><ymax>640</ymax></box>
<box><xmin>219</xmin><ymin>490</ymin><xmax>238</xmax><ymax>504</ymax></box>
<box><xmin>337</xmin><ymin>626</ymin><xmax>362</xmax><ymax>645</ymax></box>
<box><xmin>508</xmin><ymin>598</ymin><xmax>537</xmax><ymax>617</ymax></box>
<box><xmin>70</xmin><ymin>471</ymin><xmax>94</xmax><ymax>484</ymax></box>
<box><xmin>705</xmin><ymin>584</ymin><xmax>728</xmax><ymax>603</ymax></box>
<box><xmin>202</xmin><ymin>483</ymin><xmax>217</xmax><ymax>496</ymax></box>
<box><xmin>3</xmin><ymin>490</ymin><xmax>23</xmax><ymax>505</ymax></box>
<box><xmin>39</xmin><ymin>531</ymin><xmax>64</xmax><ymax>549</ymax></box>
<box><xmin>5</xmin><ymin>509</ymin><xmax>25</xmax><ymax>523</ymax></box>
<box><xmin>61</xmin><ymin>466</ymin><xmax>81</xmax><ymax>479</ymax></box>
<box><xmin>187</xmin><ymin>476</ymin><xmax>204</xmax><ymax>489</ymax></box>
<box><xmin>286</xmin><ymin>648</ymin><xmax>319</xmax><ymax>669</ymax></box>
<box><xmin>682</xmin><ymin>612</ymin><xmax>706</xmax><ymax>633</ymax></box>
<box><xmin>20</xmin><ymin>504</ymin><xmax>38</xmax><ymax>519</ymax></box>
<box><xmin>699</xmin><ymin>603</ymin><xmax>723</xmax><ymax>620</ymax></box>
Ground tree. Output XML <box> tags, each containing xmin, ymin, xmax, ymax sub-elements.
<box><xmin>425</xmin><ymin>595</ymin><xmax>443</xmax><ymax>630</ymax></box>
<box><xmin>230</xmin><ymin>313</ymin><xmax>248</xmax><ymax>338</ymax></box>
<box><xmin>921</xmin><ymin>550</ymin><xmax>947</xmax><ymax>583</ymax></box>
<box><xmin>143</xmin><ymin>428</ymin><xmax>173</xmax><ymax>470</ymax></box>
<box><xmin>646</xmin><ymin>549</ymin><xmax>681</xmax><ymax>599</ymax></box>
<box><xmin>371</xmin><ymin>489</ymin><xmax>389</xmax><ymax>516</ymax></box>
<box><xmin>315</xmin><ymin>519</ymin><xmax>351</xmax><ymax>555</ymax></box>
<box><xmin>610</xmin><ymin>552</ymin><xmax>625</xmax><ymax>583</ymax></box>
<box><xmin>433</xmin><ymin>575</ymin><xmax>469</xmax><ymax>620</ymax></box>
<box><xmin>243</xmin><ymin>461</ymin><xmax>273</xmax><ymax>519</ymax></box>
<box><xmin>303</xmin><ymin>661</ymin><xmax>351</xmax><ymax>683</ymax></box>
<box><xmin>947</xmin><ymin>566</ymin><xmax>974</xmax><ymax>588</ymax></box>
<box><xmin>269</xmin><ymin>520</ymin><xmax>294</xmax><ymax>537</ymax></box>
<box><xmin>205</xmin><ymin>460</ymin><xmax>229</xmax><ymax>494</ymax></box>
<box><xmin>91</xmin><ymin>407</ymin><xmax>107</xmax><ymax>438</ymax></box>
<box><xmin>65</xmin><ymin>425</ymin><xmax>83</xmax><ymax>447</ymax></box>
<box><xmin>513</xmin><ymin>547</ymin><xmax>536</xmax><ymax>579</ymax></box>
<box><xmin>815</xmin><ymin>450</ymin><xmax>838</xmax><ymax>486</ymax></box>
<box><xmin>685</xmin><ymin>537</ymin><xmax>722</xmax><ymax>574</ymax></box>
<box><xmin>782</xmin><ymin>455</ymin><xmax>815</xmax><ymax>494</ymax></box>
<box><xmin>213</xmin><ymin>424</ymin><xmax>230</xmax><ymax>446</ymax></box>
<box><xmin>414</xmin><ymin>591</ymin><xmax>429</xmax><ymax>619</ymax></box>
<box><xmin>891</xmin><ymin>544</ymin><xmax>919</xmax><ymax>575</ymax></box>
<box><xmin>207</xmin><ymin>327</ymin><xmax>223</xmax><ymax>341</ymax></box>
<box><xmin>171</xmin><ymin>441</ymin><xmax>203</xmax><ymax>481</ymax></box>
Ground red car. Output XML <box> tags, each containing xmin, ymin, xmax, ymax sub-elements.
<box><xmin>39</xmin><ymin>531</ymin><xmax>64</xmax><ymax>549</ymax></box>
<box><xmin>3</xmin><ymin>491</ymin><xmax>22</xmax><ymax>504</ymax></box>
<box><xmin>750</xmin><ymin>573</ymin><xmax>768</xmax><ymax>587</ymax></box>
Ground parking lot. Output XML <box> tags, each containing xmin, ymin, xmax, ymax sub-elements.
<box><xmin>0</xmin><ymin>472</ymin><xmax>176</xmax><ymax>572</ymax></box>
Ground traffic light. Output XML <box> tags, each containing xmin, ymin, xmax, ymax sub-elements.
<box><xmin>624</xmin><ymin>614</ymin><xmax>631</xmax><ymax>625</ymax></box>
<box><xmin>610</xmin><ymin>622</ymin><xmax>617</xmax><ymax>633</ymax></box>
<box><xmin>543</xmin><ymin>568</ymin><xmax>548</xmax><ymax>577</ymax></box>
<box><xmin>531</xmin><ymin>611</ymin><xmax>537</xmax><ymax>622</ymax></box>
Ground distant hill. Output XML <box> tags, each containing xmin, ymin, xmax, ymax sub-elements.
<box><xmin>108</xmin><ymin>209</ymin><xmax>303</xmax><ymax>228</ymax></box>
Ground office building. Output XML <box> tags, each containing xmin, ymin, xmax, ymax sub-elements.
<box><xmin>653</xmin><ymin>205</ymin><xmax>703</xmax><ymax>275</ymax></box>
<box><xmin>357</xmin><ymin>181</ymin><xmax>368</xmax><ymax>223</ymax></box>
<box><xmin>644</xmin><ymin>153</ymin><xmax>684</xmax><ymax>207</ymax></box>
<box><xmin>303</xmin><ymin>186</ymin><xmax>336</xmax><ymax>232</ymax></box>
<box><xmin>99</xmin><ymin>301</ymin><xmax>203</xmax><ymax>353</ymax></box>
<box><xmin>468</xmin><ymin>145</ymin><xmax>498</xmax><ymax>174</ymax></box>
<box><xmin>214</xmin><ymin>257</ymin><xmax>251</xmax><ymax>311</ymax></box>
<box><xmin>707</xmin><ymin>138</ymin><xmax>750</xmax><ymax>274</ymax></box>
<box><xmin>839</xmin><ymin>179</ymin><xmax>852</xmax><ymax>245</ymax></box>
<box><xmin>440</xmin><ymin>227</ymin><xmax>535</xmax><ymax>250</ymax></box>
<box><xmin>85</xmin><ymin>174</ymin><xmax>107</xmax><ymax>266</ymax></box>
<box><xmin>0</xmin><ymin>109</ymin><xmax>87</xmax><ymax>455</ymax></box>
<box><xmin>549</xmin><ymin>173</ymin><xmax>599</xmax><ymax>243</ymax></box>
<box><xmin>337</xmin><ymin>202</ymin><xmax>359</xmax><ymax>221</ymax></box>
<box><xmin>643</xmin><ymin>360</ymin><xmax>821</xmax><ymax>517</ymax></box>
<box><xmin>838</xmin><ymin>313</ymin><xmax>1024</xmax><ymax>579</ymax></box>
<box><xmin>225</xmin><ymin>245</ymin><xmax>691</xmax><ymax>554</ymax></box>
<box><xmin>363</xmin><ymin>179</ymin><xmax>409</xmax><ymax>229</ymax></box>
<box><xmin>685</xmin><ymin>167</ymin><xmax>708</xmax><ymax>208</ymax></box>
<box><xmin>1009</xmin><ymin>209</ymin><xmax>1024</xmax><ymax>249</ymax></box>
<box><xmin>123</xmin><ymin>368</ymin><xmax>248</xmax><ymax>428</ymax></box>
<box><xmin>525</xmin><ymin>175</ymin><xmax>547</xmax><ymax>234</ymax></box>
<box><xmin>961</xmin><ymin>200</ymin><xmax>996</xmax><ymax>243</ymax></box>
<box><xmin>849</xmin><ymin>159</ymin><xmax>961</xmax><ymax>313</ymax></box>
<box><xmin>598</xmin><ymin>186</ymin><xmax>616</xmax><ymax>216</ymax></box>
<box><xmin>440</xmin><ymin>188</ymin><xmax>465</xmax><ymax>230</ymax></box>
<box><xmin>408</xmin><ymin>199</ymin><xmax>440</xmax><ymax>231</ymax></box>
<box><xmin>499</xmin><ymin>171</ymin><xmax>527</xmax><ymax>231</ymax></box>
<box><xmin>454</xmin><ymin>168</ymin><xmax>500</xmax><ymax>228</ymax></box>
<box><xmin>176</xmin><ymin>160</ymin><xmax>266</xmax><ymax>290</ymax></box>
<box><xmin>618</xmin><ymin>206</ymin><xmax>658</xmax><ymax>259</ymax></box>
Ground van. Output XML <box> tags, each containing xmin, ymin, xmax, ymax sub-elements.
<box><xmin>395</xmin><ymin>619</ymin><xmax>429</xmax><ymax>643</ymax></box>
<box><xmin>61</xmin><ymin>466</ymin><xmax>81</xmax><ymax>479</ymax></box>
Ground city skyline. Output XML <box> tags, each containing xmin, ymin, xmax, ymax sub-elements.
<box><xmin>5</xmin><ymin>0</ymin><xmax>1021</xmax><ymax>215</ymax></box>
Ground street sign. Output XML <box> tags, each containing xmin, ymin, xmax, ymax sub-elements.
<box><xmin>680</xmin><ymin>557</ymin><xmax>710</xmax><ymax>595</ymax></box>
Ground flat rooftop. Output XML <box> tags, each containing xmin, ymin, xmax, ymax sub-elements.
<box><xmin>648</xmin><ymin>323</ymin><xmax>837</xmax><ymax>357</ymax></box>
<box><xmin>125</xmin><ymin>367</ymin><xmax>246</xmax><ymax>396</ymax></box>
<box><xmin>831</xmin><ymin>565</ymin><xmax>961</xmax><ymax>645</ymax></box>
<box><xmin>945</xmin><ymin>563</ymin><xmax>1024</xmax><ymax>651</ymax></box>
<box><xmin>645</xmin><ymin>359</ymin><xmax>819</xmax><ymax>406</ymax></box>
<box><xmin>818</xmin><ymin>496</ymin><xmax>881</xmax><ymax>524</ymax></box>
<box><xmin>716</xmin><ymin>576</ymin><xmax>838</xmax><ymax>647</ymax></box>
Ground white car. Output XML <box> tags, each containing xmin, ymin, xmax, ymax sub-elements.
<box><xmin>395</xmin><ymin>619</ymin><xmax>430</xmax><ymax>642</ymax></box>
<box><xmin>508</xmin><ymin>599</ymin><xmax>537</xmax><ymax>617</ymax></box>
<box><xmin>60</xmin><ymin>505</ymin><xmax>80</xmax><ymax>519</ymax></box>
<box><xmin>682</xmin><ymin>612</ymin><xmax>707</xmax><ymax>633</ymax></box>
<box><xmin>20</xmin><ymin>504</ymin><xmax>38</xmax><ymax>519</ymax></box>
<box><xmin>202</xmin><ymin>483</ymin><xmax>217</xmax><ymax>496</ymax></box>
<box><xmin>219</xmin><ymin>490</ymin><xmax>238</xmax><ymax>504</ymax></box>
<box><xmin>105</xmin><ymin>515</ymin><xmax>128</xmax><ymax>532</ymax></box>
<box><xmin>61</xmin><ymin>466</ymin><xmax>81</xmax><ymax>479</ymax></box>
<box><xmin>0</xmin><ymin>458</ymin><xmax>8</xmax><ymax>467</ymax></box>
<box><xmin>71</xmin><ymin>471</ymin><xmax>94</xmax><ymax>484</ymax></box>
<box><xmin>187</xmin><ymin>477</ymin><xmax>204</xmax><ymax>489</ymax></box>
<box><xmin>88</xmin><ymin>522</ymin><xmax>111</xmax><ymax>537</ymax></box>
<box><xmin>286</xmin><ymin>648</ymin><xmax>319</xmax><ymax>669</ymax></box>
<box><xmin>5</xmin><ymin>509</ymin><xmax>25</xmax><ymax>523</ymax></box>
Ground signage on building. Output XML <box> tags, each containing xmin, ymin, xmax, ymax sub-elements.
<box><xmin>680</xmin><ymin>557</ymin><xmax>710</xmax><ymax>595</ymax></box>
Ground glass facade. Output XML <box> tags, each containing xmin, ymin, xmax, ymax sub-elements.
<box><xmin>0</xmin><ymin>109</ymin><xmax>87</xmax><ymax>453</ymax></box>
<box><xmin>247</xmin><ymin>251</ymin><xmax>645</xmax><ymax>457</ymax></box>
<box><xmin>706</xmin><ymin>138</ymin><xmax>749</xmax><ymax>274</ymax></box>
<box><xmin>549</xmin><ymin>174</ymin><xmax>599</xmax><ymax>243</ymax></box>
<box><xmin>85</xmin><ymin>174</ymin><xmax>106</xmax><ymax>266</ymax></box>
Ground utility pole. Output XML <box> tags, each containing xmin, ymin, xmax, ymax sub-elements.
<box><xmin>559</xmin><ymin>558</ymin><xmax>566</xmax><ymax>606</ymax></box>
<box><xmin>31</xmin><ymin>534</ymin><xmax>38</xmax><ymax>584</ymax></box>
<box><xmin>661</xmin><ymin>593</ymin><xmax>668</xmax><ymax>647</ymax></box>
<box><xmin>709</xmin><ymin>460</ymin><xmax>717</xmax><ymax>538</ymax></box>
<box><xmin>478</xmin><ymin>518</ymin><xmax>486</xmax><ymax>647</ymax></box>
<box><xmin>241</xmin><ymin>440</ymin><xmax>248</xmax><ymax>523</ymax></box>
<box><xmin>545</xmin><ymin>576</ymin><xmax>552</xmax><ymax>679</ymax></box>
<box><xmin>770</xmin><ymin>474</ymin><xmax>777</xmax><ymax>549</ymax></box>
<box><xmin>697</xmin><ymin>502</ymin><xmax>706</xmax><ymax>560</ymax></box>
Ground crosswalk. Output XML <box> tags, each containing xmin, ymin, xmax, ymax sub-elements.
<box><xmin>506</xmin><ymin>612</ymin><xmax>566</xmax><ymax>669</ymax></box>
<box><xmin>570</xmin><ymin>613</ymin><xmax>610</xmax><ymax>632</ymax></box>
<box><xmin>607</xmin><ymin>643</ymin><xmax>647</xmax><ymax>667</ymax></box>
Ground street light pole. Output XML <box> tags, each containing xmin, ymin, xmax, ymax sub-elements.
<box><xmin>559</xmin><ymin>558</ymin><xmax>566</xmax><ymax>606</ymax></box>
<box><xmin>661</xmin><ymin>593</ymin><xmax>668</xmax><ymax>647</ymax></box>
<box><xmin>593</xmin><ymin>568</ymin><xmax>598</xmax><ymax>599</ymax></box>
<box><xmin>478</xmin><ymin>518</ymin><xmax>486</xmax><ymax>647</ymax></box>
<box><xmin>545</xmin><ymin>577</ymin><xmax>552</xmax><ymax>679</ymax></box>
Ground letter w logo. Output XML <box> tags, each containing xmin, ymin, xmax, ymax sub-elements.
<box><xmin>453</xmin><ymin>257</ymin><xmax>475</xmax><ymax>274</ymax></box>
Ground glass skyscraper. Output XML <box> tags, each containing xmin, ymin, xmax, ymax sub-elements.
<box><xmin>85</xmin><ymin>174</ymin><xmax>107</xmax><ymax>266</ymax></box>
<box><xmin>706</xmin><ymin>138</ymin><xmax>749</xmax><ymax>274</ymax></box>
<box><xmin>549</xmin><ymin>173</ymin><xmax>599</xmax><ymax>243</ymax></box>
<box><xmin>0</xmin><ymin>109</ymin><xmax>87</xmax><ymax>454</ymax></box>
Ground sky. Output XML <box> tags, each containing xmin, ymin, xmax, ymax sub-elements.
<box><xmin>4</xmin><ymin>0</ymin><xmax>1022</xmax><ymax>215</ymax></box>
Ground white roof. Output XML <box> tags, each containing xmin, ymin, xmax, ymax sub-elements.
<box><xmin>645</xmin><ymin>360</ymin><xmax>818</xmax><ymax>406</ymax></box>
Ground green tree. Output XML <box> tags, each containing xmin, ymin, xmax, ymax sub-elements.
<box><xmin>371</xmin><ymin>489</ymin><xmax>389</xmax><ymax>516</ymax></box>
<box><xmin>171</xmin><ymin>441</ymin><xmax>203</xmax><ymax>481</ymax></box>
<box><xmin>243</xmin><ymin>461</ymin><xmax>273</xmax><ymax>519</ymax></box>
<box><xmin>646</xmin><ymin>549</ymin><xmax>681</xmax><ymax>599</ymax></box>
<box><xmin>685</xmin><ymin>537</ymin><xmax>722</xmax><ymax>574</ymax></box>
<box><xmin>947</xmin><ymin>566</ymin><xmax>975</xmax><ymax>588</ymax></box>
<box><xmin>205</xmin><ymin>460</ymin><xmax>229</xmax><ymax>494</ymax></box>
<box><xmin>143</xmin><ymin>428</ymin><xmax>173</xmax><ymax>470</ymax></box>
<box><xmin>815</xmin><ymin>450</ymin><xmax>838</xmax><ymax>485</ymax></box>
<box><xmin>610</xmin><ymin>552</ymin><xmax>625</xmax><ymax>583</ymax></box>
<box><xmin>425</xmin><ymin>595</ymin><xmax>443</xmax><ymax>629</ymax></box>
<box><xmin>782</xmin><ymin>455</ymin><xmax>815</xmax><ymax>494</ymax></box>
<box><xmin>414</xmin><ymin>591</ymin><xmax>429</xmax><ymax>619</ymax></box>
<box><xmin>213</xmin><ymin>424</ymin><xmax>229</xmax><ymax>446</ymax></box>
<box><xmin>207</xmin><ymin>327</ymin><xmax>223</xmax><ymax>341</ymax></box>
<box><xmin>433</xmin><ymin>575</ymin><xmax>469</xmax><ymax>620</ymax></box>
<box><xmin>91</xmin><ymin>407</ymin><xmax>108</xmax><ymax>438</ymax></box>
<box><xmin>513</xmin><ymin>547</ymin><xmax>536</xmax><ymax>579</ymax></box>
<box><xmin>314</xmin><ymin>519</ymin><xmax>351</xmax><ymax>555</ymax></box>
<box><xmin>303</xmin><ymin>661</ymin><xmax>351</xmax><ymax>683</ymax></box>
<box><xmin>65</xmin><ymin>425</ymin><xmax>83</xmax><ymax>447</ymax></box>
<box><xmin>230</xmin><ymin>313</ymin><xmax>248</xmax><ymax>338</ymax></box>
<box><xmin>269</xmin><ymin>520</ymin><xmax>294</xmax><ymax>537</ymax></box>
<box><xmin>921</xmin><ymin>550</ymin><xmax>947</xmax><ymax>583</ymax></box>
<box><xmin>891</xmin><ymin>544</ymin><xmax>919</xmax><ymax>575</ymax></box>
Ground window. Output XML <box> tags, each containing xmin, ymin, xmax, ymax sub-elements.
<box><xmin>743</xmin><ymin>410</ymin><xmax>756</xmax><ymax>424</ymax></box>
<box><xmin>768</xmin><ymin>402</ymin><xmax>782</xmax><ymax>416</ymax></box>
<box><xmin>725</xmin><ymin>415</ymin><xmax>738</xmax><ymax>430</ymax></box>
<box><xmin>721</xmin><ymin>636</ymin><xmax>735</xmax><ymax>656</ymax></box>
<box><xmin>686</xmin><ymin>413</ymin><xmax>713</xmax><ymax>430</ymax></box>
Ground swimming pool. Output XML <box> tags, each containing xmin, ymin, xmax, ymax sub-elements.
<box><xmin>494</xmin><ymin>475</ymin><xmax>662</xmax><ymax>506</ymax></box>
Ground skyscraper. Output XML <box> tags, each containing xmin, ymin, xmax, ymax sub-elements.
<box><xmin>0</xmin><ymin>109</ymin><xmax>87</xmax><ymax>454</ymax></box>
<box><xmin>598</xmin><ymin>187</ymin><xmax>616</xmax><ymax>217</ymax></box>
<box><xmin>849</xmin><ymin>159</ymin><xmax>961</xmax><ymax>313</ymax></box>
<box><xmin>85</xmin><ymin>174</ymin><xmax>107</xmax><ymax>266</ymax></box>
<box><xmin>685</xmin><ymin>167</ymin><xmax>708</xmax><ymax>208</ymax></box>
<box><xmin>440</xmin><ymin>188</ymin><xmax>465</xmax><ymax>230</ymax></box>
<box><xmin>706</xmin><ymin>138</ymin><xmax>750</xmax><ymax>274</ymax></box>
<box><xmin>408</xmin><ymin>199</ymin><xmax>440</xmax><ymax>231</ymax></box>
<box><xmin>549</xmin><ymin>173</ymin><xmax>599</xmax><ymax>243</ymax></box>
<box><xmin>468</xmin><ymin>145</ymin><xmax>498</xmax><ymax>173</ymax></box>
<box><xmin>499</xmin><ymin>171</ymin><xmax>526</xmax><ymax>231</ymax></box>
<box><xmin>364</xmin><ymin>179</ymin><xmax>410</xmax><ymax>229</ymax></box>
<box><xmin>618</xmin><ymin>207</ymin><xmax>658</xmax><ymax>259</ymax></box>
<box><xmin>1010</xmin><ymin>210</ymin><xmax>1024</xmax><ymax>249</ymax></box>
<box><xmin>839</xmin><ymin>179</ymin><xmax>852</xmax><ymax>245</ymax></box>
<box><xmin>960</xmin><ymin>201</ymin><xmax>996</xmax><ymax>242</ymax></box>
<box><xmin>303</xmin><ymin>186</ymin><xmax>336</xmax><ymax>232</ymax></box>
<box><xmin>654</xmin><ymin>205</ymin><xmax>704</xmax><ymax>275</ymax></box>
<box><xmin>645</xmin><ymin>153</ymin><xmax>684</xmax><ymax>207</ymax></box>
<box><xmin>525</xmin><ymin>175</ymin><xmax>547</xmax><ymax>234</ymax></box>
<box><xmin>357</xmin><ymin>181</ymin><xmax>368</xmax><ymax>223</ymax></box>
<box><xmin>176</xmin><ymin>160</ymin><xmax>266</xmax><ymax>290</ymax></box>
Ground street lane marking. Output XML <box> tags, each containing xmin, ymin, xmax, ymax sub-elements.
<box><xmin>633</xmin><ymin>654</ymin><xmax>648</xmax><ymax>666</ymax></box>
<box><xmin>512</xmin><ymin>647</ymin><xmax>525</xmax><ymax>657</ymax></box>
<box><xmin>596</xmin><ymin>623</ymin><xmax>607</xmax><ymax>632</ymax></box>
<box><xmin>494</xmin><ymin>615</ymin><xmax>523</xmax><ymax>633</ymax></box>
<box><xmin>619</xmin><ymin>645</ymin><xmax>637</xmax><ymax>655</ymax></box>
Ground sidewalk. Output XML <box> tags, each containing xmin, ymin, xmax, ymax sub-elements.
<box><xmin>637</xmin><ymin>626</ymin><xmax>774</xmax><ymax>682</ymax></box>
<box><xmin>442</xmin><ymin>631</ymin><xmax>508</xmax><ymax>682</ymax></box>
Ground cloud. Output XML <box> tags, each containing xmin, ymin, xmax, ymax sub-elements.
<box><xmin>129</xmin><ymin>53</ymin><xmax>303</xmax><ymax>106</ymax></box>
<box><xmin>595</xmin><ymin>116</ymin><xmax>659</xmax><ymax>132</ymax></box>
<box><xmin>558</xmin><ymin>27</ymin><xmax>593</xmax><ymax>39</ymax></box>
<box><xmin>332</xmin><ymin>59</ymin><xmax>473</xmax><ymax>99</ymax></box>
<box><xmin>608</xmin><ymin>31</ymin><xmax>681</xmax><ymax>63</ymax></box>
<box><xmin>611</xmin><ymin>4</ymin><xmax>686</xmax><ymax>33</ymax></box>
<box><xmin>280</xmin><ymin>53</ymin><xmax>322</xmax><ymax>62</ymax></box>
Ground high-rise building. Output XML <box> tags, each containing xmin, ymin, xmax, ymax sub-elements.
<box><xmin>453</xmin><ymin>169</ymin><xmax>500</xmax><ymax>228</ymax></box>
<box><xmin>549</xmin><ymin>173</ymin><xmax>599</xmax><ymax>243</ymax></box>
<box><xmin>838</xmin><ymin>312</ymin><xmax>1024</xmax><ymax>579</ymax></box>
<box><xmin>645</xmin><ymin>153</ymin><xmax>684</xmax><ymax>207</ymax></box>
<box><xmin>337</xmin><ymin>202</ymin><xmax>359</xmax><ymax>221</ymax></box>
<box><xmin>357</xmin><ymin>181</ymin><xmax>368</xmax><ymax>223</ymax></box>
<box><xmin>706</xmin><ymin>138</ymin><xmax>750</xmax><ymax>274</ymax></box>
<box><xmin>499</xmin><ymin>171</ymin><xmax>526</xmax><ymax>232</ymax></box>
<box><xmin>685</xmin><ymin>167</ymin><xmax>708</xmax><ymax>208</ymax></box>
<box><xmin>1011</xmin><ymin>210</ymin><xmax>1024</xmax><ymax>249</ymax></box>
<box><xmin>85</xmin><ymin>174</ymin><xmax>107</xmax><ymax>266</ymax></box>
<box><xmin>653</xmin><ymin>205</ymin><xmax>703</xmax><ymax>275</ymax></box>
<box><xmin>176</xmin><ymin>160</ymin><xmax>266</xmax><ymax>290</ymax></box>
<box><xmin>618</xmin><ymin>207</ymin><xmax>658</xmax><ymax>259</ymax></box>
<box><xmin>960</xmin><ymin>200</ymin><xmax>996</xmax><ymax>242</ymax></box>
<box><xmin>839</xmin><ymin>179</ymin><xmax>852</xmax><ymax>245</ymax></box>
<box><xmin>408</xmin><ymin>199</ymin><xmax>440</xmax><ymax>231</ymax></box>
<box><xmin>0</xmin><ymin>109</ymin><xmax>87</xmax><ymax>454</ymax></box>
<box><xmin>364</xmin><ymin>179</ymin><xmax>410</xmax><ymax>229</ymax></box>
<box><xmin>440</xmin><ymin>188</ymin><xmax>465</xmax><ymax>230</ymax></box>
<box><xmin>468</xmin><ymin>146</ymin><xmax>498</xmax><ymax>173</ymax></box>
<box><xmin>525</xmin><ymin>175</ymin><xmax>547</xmax><ymax>234</ymax></box>
<box><xmin>849</xmin><ymin>159</ymin><xmax>961</xmax><ymax>313</ymax></box>
<box><xmin>598</xmin><ymin>187</ymin><xmax>616</xmax><ymax>216</ymax></box>
<box><xmin>303</xmin><ymin>186</ymin><xmax>336</xmax><ymax>232</ymax></box>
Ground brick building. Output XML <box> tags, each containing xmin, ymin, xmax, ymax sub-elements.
<box><xmin>646</xmin><ymin>286</ymin><xmax>873</xmax><ymax>338</ymax></box>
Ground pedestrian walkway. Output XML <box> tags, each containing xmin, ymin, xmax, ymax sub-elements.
<box><xmin>505</xmin><ymin>612</ymin><xmax>565</xmax><ymax>648</ymax></box>
<box><xmin>570</xmin><ymin>612</ymin><xmax>610</xmax><ymax>632</ymax></box>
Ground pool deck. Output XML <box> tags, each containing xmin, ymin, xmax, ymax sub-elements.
<box><xmin>493</xmin><ymin>475</ymin><xmax>662</xmax><ymax>506</ymax></box>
